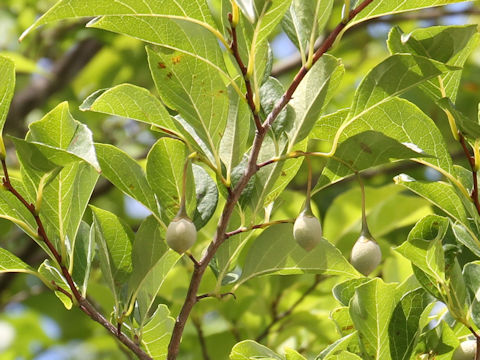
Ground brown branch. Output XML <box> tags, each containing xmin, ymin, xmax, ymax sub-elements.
<box><xmin>7</xmin><ymin>37</ymin><xmax>102</xmax><ymax>135</ymax></box>
<box><xmin>458</xmin><ymin>134</ymin><xmax>480</xmax><ymax>215</ymax></box>
<box><xmin>192</xmin><ymin>317</ymin><xmax>211</xmax><ymax>360</ymax></box>
<box><xmin>166</xmin><ymin>2</ymin><xmax>374</xmax><ymax>358</ymax></box>
<box><xmin>1</xmin><ymin>159</ymin><xmax>152</xmax><ymax>360</ymax></box>
<box><xmin>272</xmin><ymin>7</ymin><xmax>480</xmax><ymax>77</ymax></box>
<box><xmin>256</xmin><ymin>275</ymin><xmax>323</xmax><ymax>342</ymax></box>
<box><xmin>228</xmin><ymin>14</ymin><xmax>262</xmax><ymax>130</ymax></box>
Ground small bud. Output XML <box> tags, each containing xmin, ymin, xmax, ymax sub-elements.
<box><xmin>350</xmin><ymin>234</ymin><xmax>382</xmax><ymax>276</ymax></box>
<box><xmin>293</xmin><ymin>211</ymin><xmax>322</xmax><ymax>251</ymax></box>
<box><xmin>166</xmin><ymin>216</ymin><xmax>197</xmax><ymax>254</ymax></box>
<box><xmin>453</xmin><ymin>340</ymin><xmax>477</xmax><ymax>360</ymax></box>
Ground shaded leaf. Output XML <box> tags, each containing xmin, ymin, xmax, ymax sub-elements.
<box><xmin>237</xmin><ymin>223</ymin><xmax>360</xmax><ymax>287</ymax></box>
<box><xmin>349</xmin><ymin>278</ymin><xmax>397</xmax><ymax>360</ymax></box>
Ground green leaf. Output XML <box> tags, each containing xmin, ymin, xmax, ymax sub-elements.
<box><xmin>437</xmin><ymin>97</ymin><xmax>480</xmax><ymax>140</ymax></box>
<box><xmin>27</xmin><ymin>102</ymin><xmax>100</xmax><ymax>171</ymax></box>
<box><xmin>285</xmin><ymin>348</ymin><xmax>307</xmax><ymax>360</ymax></box>
<box><xmin>287</xmin><ymin>54</ymin><xmax>344</xmax><ymax>149</ymax></box>
<box><xmin>141</xmin><ymin>304</ymin><xmax>175</xmax><ymax>360</ymax></box>
<box><xmin>331</xmin><ymin>306</ymin><xmax>355</xmax><ymax>337</ymax></box>
<box><xmin>323</xmin><ymin>352</ymin><xmax>362</xmax><ymax>360</ymax></box>
<box><xmin>349</xmin><ymin>278</ymin><xmax>397</xmax><ymax>360</ymax></box>
<box><xmin>311</xmin><ymin>109</ymin><xmax>349</xmax><ymax>145</ymax></box>
<box><xmin>251</xmin><ymin>135</ymin><xmax>307</xmax><ymax>214</ymax></box>
<box><xmin>260</xmin><ymin>77</ymin><xmax>290</xmax><ymax>136</ymax></box>
<box><xmin>220</xmin><ymin>86</ymin><xmax>251</xmax><ymax>175</ymax></box>
<box><xmin>333</xmin><ymin>278</ymin><xmax>371</xmax><ymax>307</ymax></box>
<box><xmin>452</xmin><ymin>222</ymin><xmax>480</xmax><ymax>257</ymax></box>
<box><xmin>146</xmin><ymin>138</ymin><xmax>196</xmax><ymax>223</ymax></box>
<box><xmin>0</xmin><ymin>52</ymin><xmax>44</xmax><ymax>74</ymax></box>
<box><xmin>0</xmin><ymin>185</ymin><xmax>37</xmax><ymax>241</ymax></box>
<box><xmin>12</xmin><ymin>140</ymin><xmax>99</xmax><ymax>263</ymax></box>
<box><xmin>387</xmin><ymin>25</ymin><xmax>479</xmax><ymax>102</ymax></box>
<box><xmin>72</xmin><ymin>221</ymin><xmax>95</xmax><ymax>297</ymax></box>
<box><xmin>21</xmin><ymin>0</ymin><xmax>227</xmax><ymax>73</ymax></box>
<box><xmin>282</xmin><ymin>0</ymin><xmax>334</xmax><ymax>63</ymax></box>
<box><xmin>192</xmin><ymin>164</ymin><xmax>218</xmax><ymax>229</ymax></box>
<box><xmin>0</xmin><ymin>247</ymin><xmax>35</xmax><ymax>274</ymax></box>
<box><xmin>349</xmin><ymin>54</ymin><xmax>456</xmax><ymax>119</ymax></box>
<box><xmin>147</xmin><ymin>46</ymin><xmax>229</xmax><ymax>159</ymax></box>
<box><xmin>393</xmin><ymin>174</ymin><xmax>469</xmax><ymax>227</ymax></box>
<box><xmin>316</xmin><ymin>332</ymin><xmax>358</xmax><ymax>359</ymax></box>
<box><xmin>0</xmin><ymin>56</ymin><xmax>15</xmax><ymax>137</ymax></box>
<box><xmin>38</xmin><ymin>260</ymin><xmax>72</xmax><ymax>310</ymax></box>
<box><xmin>346</xmin><ymin>0</ymin><xmax>469</xmax><ymax>30</ymax></box>
<box><xmin>394</xmin><ymin>214</ymin><xmax>448</xmax><ymax>282</ymax></box>
<box><xmin>91</xmin><ymin>206</ymin><xmax>134</xmax><ymax>312</ymax></box>
<box><xmin>80</xmin><ymin>84</ymin><xmax>179</xmax><ymax>136</ymax></box>
<box><xmin>324</xmin><ymin>184</ymin><xmax>430</xmax><ymax>253</ymax></box>
<box><xmin>129</xmin><ymin>217</ymin><xmax>180</xmax><ymax>325</ymax></box>
<box><xmin>230</xmin><ymin>340</ymin><xmax>282</xmax><ymax>360</ymax></box>
<box><xmin>95</xmin><ymin>143</ymin><xmax>161</xmax><ymax>222</ymax></box>
<box><xmin>316</xmin><ymin>98</ymin><xmax>453</xmax><ymax>191</ymax></box>
<box><xmin>321</xmin><ymin>130</ymin><xmax>430</xmax><ymax>181</ymax></box>
<box><xmin>463</xmin><ymin>261</ymin><xmax>480</xmax><ymax>329</ymax></box>
<box><xmin>236</xmin><ymin>223</ymin><xmax>360</xmax><ymax>287</ymax></box>
<box><xmin>235</xmin><ymin>0</ymin><xmax>256</xmax><ymax>23</ymax></box>
<box><xmin>388</xmin><ymin>288</ymin><xmax>432</xmax><ymax>360</ymax></box>
<box><xmin>252</xmin><ymin>0</ymin><xmax>293</xmax><ymax>48</ymax></box>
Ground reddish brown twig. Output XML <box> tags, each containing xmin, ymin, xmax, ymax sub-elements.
<box><xmin>1</xmin><ymin>159</ymin><xmax>152</xmax><ymax>360</ymax></box>
<box><xmin>228</xmin><ymin>14</ymin><xmax>262</xmax><ymax>130</ymax></box>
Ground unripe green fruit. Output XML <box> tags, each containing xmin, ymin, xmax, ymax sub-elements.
<box><xmin>166</xmin><ymin>216</ymin><xmax>197</xmax><ymax>254</ymax></box>
<box><xmin>293</xmin><ymin>212</ymin><xmax>322</xmax><ymax>251</ymax></box>
<box><xmin>350</xmin><ymin>234</ymin><xmax>381</xmax><ymax>276</ymax></box>
<box><xmin>453</xmin><ymin>340</ymin><xmax>477</xmax><ymax>360</ymax></box>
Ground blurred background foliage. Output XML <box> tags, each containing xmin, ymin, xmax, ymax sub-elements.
<box><xmin>1</xmin><ymin>0</ymin><xmax>480</xmax><ymax>359</ymax></box>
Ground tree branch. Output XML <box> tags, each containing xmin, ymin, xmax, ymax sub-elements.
<box><xmin>228</xmin><ymin>14</ymin><xmax>262</xmax><ymax>130</ymax></box>
<box><xmin>1</xmin><ymin>159</ymin><xmax>152</xmax><ymax>360</ymax></box>
<box><xmin>166</xmin><ymin>1</ymin><xmax>375</xmax><ymax>358</ymax></box>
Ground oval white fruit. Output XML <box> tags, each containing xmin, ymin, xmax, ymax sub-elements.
<box><xmin>166</xmin><ymin>217</ymin><xmax>197</xmax><ymax>254</ymax></box>
<box><xmin>293</xmin><ymin>213</ymin><xmax>322</xmax><ymax>251</ymax></box>
<box><xmin>453</xmin><ymin>340</ymin><xmax>477</xmax><ymax>360</ymax></box>
<box><xmin>350</xmin><ymin>235</ymin><xmax>381</xmax><ymax>276</ymax></box>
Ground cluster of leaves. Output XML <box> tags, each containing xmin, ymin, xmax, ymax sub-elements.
<box><xmin>1</xmin><ymin>0</ymin><xmax>480</xmax><ymax>359</ymax></box>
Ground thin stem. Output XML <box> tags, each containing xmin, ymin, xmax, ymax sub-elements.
<box><xmin>305</xmin><ymin>155</ymin><xmax>312</xmax><ymax>212</ymax></box>
<box><xmin>355</xmin><ymin>172</ymin><xmax>370</xmax><ymax>235</ymax></box>
<box><xmin>166</xmin><ymin>2</ymin><xmax>375</xmax><ymax>358</ymax></box>
<box><xmin>459</xmin><ymin>134</ymin><xmax>480</xmax><ymax>216</ymax></box>
<box><xmin>255</xmin><ymin>275</ymin><xmax>323</xmax><ymax>342</ymax></box>
<box><xmin>179</xmin><ymin>156</ymin><xmax>190</xmax><ymax>214</ymax></box>
<box><xmin>187</xmin><ymin>253</ymin><xmax>200</xmax><ymax>268</ymax></box>
<box><xmin>196</xmin><ymin>292</ymin><xmax>236</xmax><ymax>301</ymax></box>
<box><xmin>228</xmin><ymin>14</ymin><xmax>262</xmax><ymax>130</ymax></box>
<box><xmin>1</xmin><ymin>159</ymin><xmax>152</xmax><ymax>360</ymax></box>
<box><xmin>225</xmin><ymin>219</ymin><xmax>295</xmax><ymax>238</ymax></box>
